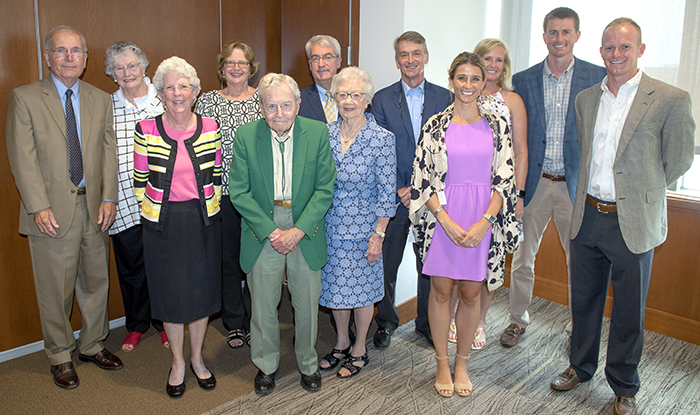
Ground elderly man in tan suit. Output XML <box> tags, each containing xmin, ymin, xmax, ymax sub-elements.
<box><xmin>6</xmin><ymin>25</ymin><xmax>121</xmax><ymax>390</ymax></box>
<box><xmin>549</xmin><ymin>18</ymin><xmax>695</xmax><ymax>415</ymax></box>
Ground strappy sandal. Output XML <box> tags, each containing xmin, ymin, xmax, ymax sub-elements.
<box><xmin>245</xmin><ymin>330</ymin><xmax>251</xmax><ymax>347</ymax></box>
<box><xmin>226</xmin><ymin>329</ymin><xmax>246</xmax><ymax>349</ymax></box>
<box><xmin>319</xmin><ymin>345</ymin><xmax>351</xmax><ymax>371</ymax></box>
<box><xmin>434</xmin><ymin>355</ymin><xmax>454</xmax><ymax>397</ymax></box>
<box><xmin>471</xmin><ymin>327</ymin><xmax>486</xmax><ymax>350</ymax></box>
<box><xmin>337</xmin><ymin>352</ymin><xmax>369</xmax><ymax>379</ymax></box>
<box><xmin>454</xmin><ymin>353</ymin><xmax>473</xmax><ymax>397</ymax></box>
<box><xmin>448</xmin><ymin>321</ymin><xmax>457</xmax><ymax>343</ymax></box>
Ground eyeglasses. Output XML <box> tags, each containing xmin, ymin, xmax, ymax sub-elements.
<box><xmin>51</xmin><ymin>47</ymin><xmax>84</xmax><ymax>57</ymax></box>
<box><xmin>163</xmin><ymin>84</ymin><xmax>193</xmax><ymax>93</ymax></box>
<box><xmin>224</xmin><ymin>60</ymin><xmax>250</xmax><ymax>68</ymax></box>
<box><xmin>263</xmin><ymin>102</ymin><xmax>295</xmax><ymax>114</ymax></box>
<box><xmin>113</xmin><ymin>63</ymin><xmax>140</xmax><ymax>76</ymax></box>
<box><xmin>335</xmin><ymin>92</ymin><xmax>365</xmax><ymax>101</ymax></box>
<box><xmin>309</xmin><ymin>54</ymin><xmax>338</xmax><ymax>64</ymax></box>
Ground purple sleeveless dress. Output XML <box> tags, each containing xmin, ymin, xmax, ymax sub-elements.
<box><xmin>422</xmin><ymin>119</ymin><xmax>494</xmax><ymax>281</ymax></box>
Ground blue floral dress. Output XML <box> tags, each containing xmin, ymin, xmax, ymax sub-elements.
<box><xmin>320</xmin><ymin>113</ymin><xmax>397</xmax><ymax>309</ymax></box>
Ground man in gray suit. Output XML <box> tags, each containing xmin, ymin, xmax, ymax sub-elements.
<box><xmin>549</xmin><ymin>18</ymin><xmax>695</xmax><ymax>415</ymax></box>
<box><xmin>6</xmin><ymin>25</ymin><xmax>121</xmax><ymax>389</ymax></box>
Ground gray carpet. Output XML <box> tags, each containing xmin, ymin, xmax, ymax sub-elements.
<box><xmin>204</xmin><ymin>289</ymin><xmax>700</xmax><ymax>415</ymax></box>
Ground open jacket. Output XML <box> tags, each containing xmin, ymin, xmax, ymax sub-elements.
<box><xmin>409</xmin><ymin>103</ymin><xmax>520</xmax><ymax>290</ymax></box>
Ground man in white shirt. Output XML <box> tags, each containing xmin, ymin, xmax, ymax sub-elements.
<box><xmin>549</xmin><ymin>18</ymin><xmax>695</xmax><ymax>415</ymax></box>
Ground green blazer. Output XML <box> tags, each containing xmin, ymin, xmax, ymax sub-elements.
<box><xmin>229</xmin><ymin>116</ymin><xmax>336</xmax><ymax>273</ymax></box>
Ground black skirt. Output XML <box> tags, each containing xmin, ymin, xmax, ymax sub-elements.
<box><xmin>143</xmin><ymin>199</ymin><xmax>221</xmax><ymax>324</ymax></box>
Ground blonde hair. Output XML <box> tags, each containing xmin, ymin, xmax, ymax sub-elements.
<box><xmin>473</xmin><ymin>38</ymin><xmax>513</xmax><ymax>91</ymax></box>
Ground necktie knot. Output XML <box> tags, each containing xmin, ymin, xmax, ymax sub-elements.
<box><xmin>323</xmin><ymin>91</ymin><xmax>337</xmax><ymax>123</ymax></box>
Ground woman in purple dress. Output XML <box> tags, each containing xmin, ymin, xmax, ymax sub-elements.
<box><xmin>410</xmin><ymin>52</ymin><xmax>519</xmax><ymax>398</ymax></box>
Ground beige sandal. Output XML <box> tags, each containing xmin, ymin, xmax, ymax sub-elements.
<box><xmin>434</xmin><ymin>355</ymin><xmax>454</xmax><ymax>398</ymax></box>
<box><xmin>454</xmin><ymin>353</ymin><xmax>473</xmax><ymax>397</ymax></box>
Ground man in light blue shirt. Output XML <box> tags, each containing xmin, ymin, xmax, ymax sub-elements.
<box><xmin>299</xmin><ymin>35</ymin><xmax>342</xmax><ymax>123</ymax></box>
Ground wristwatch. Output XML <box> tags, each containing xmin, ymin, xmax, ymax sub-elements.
<box><xmin>483</xmin><ymin>214</ymin><xmax>496</xmax><ymax>226</ymax></box>
<box><xmin>517</xmin><ymin>190</ymin><xmax>526</xmax><ymax>199</ymax></box>
<box><xmin>374</xmin><ymin>229</ymin><xmax>386</xmax><ymax>238</ymax></box>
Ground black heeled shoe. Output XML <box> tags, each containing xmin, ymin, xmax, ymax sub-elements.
<box><xmin>190</xmin><ymin>363</ymin><xmax>216</xmax><ymax>390</ymax></box>
<box><xmin>166</xmin><ymin>368</ymin><xmax>186</xmax><ymax>398</ymax></box>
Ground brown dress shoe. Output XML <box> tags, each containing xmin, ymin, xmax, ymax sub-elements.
<box><xmin>78</xmin><ymin>348</ymin><xmax>123</xmax><ymax>370</ymax></box>
<box><xmin>51</xmin><ymin>362</ymin><xmax>79</xmax><ymax>389</ymax></box>
<box><xmin>613</xmin><ymin>396</ymin><xmax>637</xmax><ymax>415</ymax></box>
<box><xmin>500</xmin><ymin>324</ymin><xmax>525</xmax><ymax>347</ymax></box>
<box><xmin>550</xmin><ymin>367</ymin><xmax>582</xmax><ymax>391</ymax></box>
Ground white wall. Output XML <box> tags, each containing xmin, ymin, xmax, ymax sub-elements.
<box><xmin>359</xmin><ymin>0</ymin><xmax>490</xmax><ymax>306</ymax></box>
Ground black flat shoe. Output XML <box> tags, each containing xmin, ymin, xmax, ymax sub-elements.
<box><xmin>254</xmin><ymin>369</ymin><xmax>277</xmax><ymax>396</ymax></box>
<box><xmin>166</xmin><ymin>369</ymin><xmax>185</xmax><ymax>398</ymax></box>
<box><xmin>190</xmin><ymin>363</ymin><xmax>216</xmax><ymax>390</ymax></box>
<box><xmin>319</xmin><ymin>345</ymin><xmax>351</xmax><ymax>371</ymax></box>
<box><xmin>337</xmin><ymin>352</ymin><xmax>369</xmax><ymax>379</ymax></box>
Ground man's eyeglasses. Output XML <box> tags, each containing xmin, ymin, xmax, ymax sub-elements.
<box><xmin>309</xmin><ymin>54</ymin><xmax>338</xmax><ymax>64</ymax></box>
<box><xmin>263</xmin><ymin>102</ymin><xmax>295</xmax><ymax>113</ymax></box>
<box><xmin>52</xmin><ymin>47</ymin><xmax>84</xmax><ymax>57</ymax></box>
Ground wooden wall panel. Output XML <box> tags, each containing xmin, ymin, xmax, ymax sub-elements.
<box><xmin>281</xmin><ymin>0</ymin><xmax>360</xmax><ymax>90</ymax></box>
<box><xmin>221</xmin><ymin>0</ymin><xmax>282</xmax><ymax>88</ymax></box>
<box><xmin>0</xmin><ymin>0</ymin><xmax>43</xmax><ymax>353</ymax></box>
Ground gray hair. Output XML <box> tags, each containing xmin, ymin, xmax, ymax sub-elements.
<box><xmin>104</xmin><ymin>41</ymin><xmax>150</xmax><ymax>80</ymax></box>
<box><xmin>153</xmin><ymin>56</ymin><xmax>201</xmax><ymax>96</ymax></box>
<box><xmin>305</xmin><ymin>35</ymin><xmax>341</xmax><ymax>60</ymax></box>
<box><xmin>330</xmin><ymin>66</ymin><xmax>375</xmax><ymax>102</ymax></box>
<box><xmin>393</xmin><ymin>31</ymin><xmax>427</xmax><ymax>58</ymax></box>
<box><xmin>257</xmin><ymin>73</ymin><xmax>301</xmax><ymax>102</ymax></box>
<box><xmin>44</xmin><ymin>25</ymin><xmax>87</xmax><ymax>53</ymax></box>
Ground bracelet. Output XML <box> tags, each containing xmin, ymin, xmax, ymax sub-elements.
<box><xmin>433</xmin><ymin>206</ymin><xmax>444</xmax><ymax>216</ymax></box>
<box><xmin>374</xmin><ymin>229</ymin><xmax>386</xmax><ymax>238</ymax></box>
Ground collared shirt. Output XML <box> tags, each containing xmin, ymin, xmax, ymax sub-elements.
<box><xmin>315</xmin><ymin>84</ymin><xmax>337</xmax><ymax>120</ymax></box>
<box><xmin>588</xmin><ymin>70</ymin><xmax>643</xmax><ymax>202</ymax></box>
<box><xmin>401</xmin><ymin>79</ymin><xmax>425</xmax><ymax>142</ymax></box>
<box><xmin>52</xmin><ymin>74</ymin><xmax>85</xmax><ymax>187</ymax></box>
<box><xmin>271</xmin><ymin>123</ymin><xmax>295</xmax><ymax>200</ymax></box>
<box><xmin>542</xmin><ymin>57</ymin><xmax>575</xmax><ymax>175</ymax></box>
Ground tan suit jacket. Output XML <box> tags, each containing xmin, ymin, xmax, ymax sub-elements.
<box><xmin>571</xmin><ymin>73</ymin><xmax>695</xmax><ymax>254</ymax></box>
<box><xmin>6</xmin><ymin>76</ymin><xmax>117</xmax><ymax>237</ymax></box>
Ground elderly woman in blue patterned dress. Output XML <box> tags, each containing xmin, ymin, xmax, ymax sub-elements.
<box><xmin>104</xmin><ymin>41</ymin><xmax>168</xmax><ymax>352</ymax></box>
<box><xmin>195</xmin><ymin>41</ymin><xmax>262</xmax><ymax>350</ymax></box>
<box><xmin>319</xmin><ymin>67</ymin><xmax>396</xmax><ymax>378</ymax></box>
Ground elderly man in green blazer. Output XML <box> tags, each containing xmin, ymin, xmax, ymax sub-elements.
<box><xmin>230</xmin><ymin>73</ymin><xmax>336</xmax><ymax>396</ymax></box>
